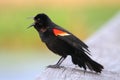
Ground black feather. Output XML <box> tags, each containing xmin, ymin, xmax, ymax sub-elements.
<box><xmin>32</xmin><ymin>13</ymin><xmax>104</xmax><ymax>73</ymax></box>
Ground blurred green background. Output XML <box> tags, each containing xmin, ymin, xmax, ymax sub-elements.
<box><xmin>0</xmin><ymin>0</ymin><xmax>120</xmax><ymax>80</ymax></box>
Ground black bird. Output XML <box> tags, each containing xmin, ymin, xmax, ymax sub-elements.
<box><xmin>29</xmin><ymin>13</ymin><xmax>104</xmax><ymax>73</ymax></box>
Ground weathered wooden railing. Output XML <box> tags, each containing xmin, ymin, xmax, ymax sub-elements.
<box><xmin>36</xmin><ymin>12</ymin><xmax>120</xmax><ymax>80</ymax></box>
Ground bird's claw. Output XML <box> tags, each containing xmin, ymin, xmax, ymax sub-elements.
<box><xmin>47</xmin><ymin>64</ymin><xmax>64</xmax><ymax>68</ymax></box>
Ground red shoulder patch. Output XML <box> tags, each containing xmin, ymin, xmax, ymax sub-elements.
<box><xmin>53</xmin><ymin>28</ymin><xmax>70</xmax><ymax>36</ymax></box>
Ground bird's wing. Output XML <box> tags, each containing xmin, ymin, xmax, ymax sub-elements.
<box><xmin>52</xmin><ymin>28</ymin><xmax>90</xmax><ymax>55</ymax></box>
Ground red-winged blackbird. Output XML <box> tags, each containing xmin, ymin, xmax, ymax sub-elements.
<box><xmin>29</xmin><ymin>13</ymin><xmax>104</xmax><ymax>73</ymax></box>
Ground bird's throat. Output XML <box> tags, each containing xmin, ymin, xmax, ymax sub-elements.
<box><xmin>40</xmin><ymin>28</ymin><xmax>47</xmax><ymax>33</ymax></box>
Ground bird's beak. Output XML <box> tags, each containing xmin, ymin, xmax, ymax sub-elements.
<box><xmin>27</xmin><ymin>23</ymin><xmax>35</xmax><ymax>29</ymax></box>
<box><xmin>27</xmin><ymin>16</ymin><xmax>35</xmax><ymax>29</ymax></box>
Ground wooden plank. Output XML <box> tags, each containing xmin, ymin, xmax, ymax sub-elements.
<box><xmin>36</xmin><ymin>12</ymin><xmax>120</xmax><ymax>80</ymax></box>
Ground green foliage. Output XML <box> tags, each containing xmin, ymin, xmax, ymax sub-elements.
<box><xmin>0</xmin><ymin>6</ymin><xmax>120</xmax><ymax>48</ymax></box>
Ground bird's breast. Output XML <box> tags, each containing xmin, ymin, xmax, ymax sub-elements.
<box><xmin>38</xmin><ymin>30</ymin><xmax>74</xmax><ymax>56</ymax></box>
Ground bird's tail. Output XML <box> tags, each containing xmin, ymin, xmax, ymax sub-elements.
<box><xmin>71</xmin><ymin>52</ymin><xmax>104</xmax><ymax>73</ymax></box>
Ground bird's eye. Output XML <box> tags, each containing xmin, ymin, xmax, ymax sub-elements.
<box><xmin>37</xmin><ymin>18</ymin><xmax>40</xmax><ymax>21</ymax></box>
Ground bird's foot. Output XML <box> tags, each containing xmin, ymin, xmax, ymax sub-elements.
<box><xmin>47</xmin><ymin>64</ymin><xmax>64</xmax><ymax>68</ymax></box>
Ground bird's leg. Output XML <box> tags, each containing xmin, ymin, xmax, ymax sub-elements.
<box><xmin>47</xmin><ymin>56</ymin><xmax>66</xmax><ymax>68</ymax></box>
<box><xmin>56</xmin><ymin>56</ymin><xmax>65</xmax><ymax>66</ymax></box>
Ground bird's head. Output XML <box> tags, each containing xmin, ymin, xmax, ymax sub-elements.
<box><xmin>29</xmin><ymin>13</ymin><xmax>52</xmax><ymax>31</ymax></box>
